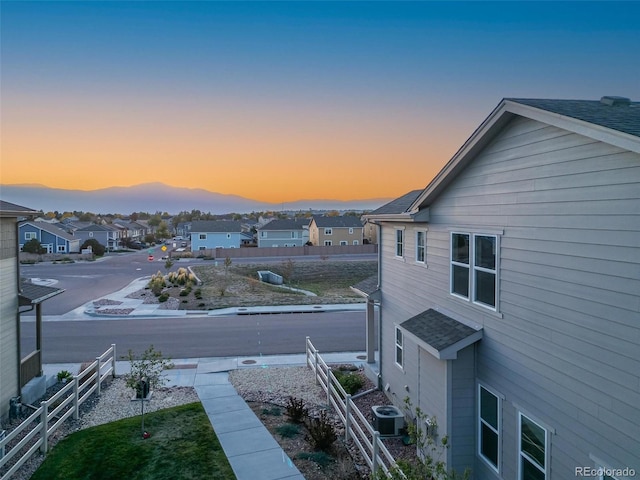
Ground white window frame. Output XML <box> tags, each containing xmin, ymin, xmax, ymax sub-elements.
<box><xmin>349</xmin><ymin>227</ymin><xmax>354</xmax><ymax>234</ymax></box>
<box><xmin>260</xmin><ymin>231</ymin><xmax>267</xmax><ymax>238</ymax></box>
<box><xmin>395</xmin><ymin>228</ymin><xmax>404</xmax><ymax>258</ymax></box>
<box><xmin>478</xmin><ymin>385</ymin><xmax>501</xmax><ymax>473</ymax></box>
<box><xmin>89</xmin><ymin>232</ymin><xmax>94</xmax><ymax>237</ymax></box>
<box><xmin>450</xmin><ymin>232</ymin><xmax>499</xmax><ymax>311</ymax></box>
<box><xmin>394</xmin><ymin>326</ymin><xmax>403</xmax><ymax>368</ymax></box>
<box><xmin>57</xmin><ymin>245</ymin><xmax>66</xmax><ymax>253</ymax></box>
<box><xmin>324</xmin><ymin>228</ymin><xmax>332</xmax><ymax>235</ymax></box>
<box><xmin>25</xmin><ymin>232</ymin><xmax>36</xmax><ymax>240</ymax></box>
<box><xmin>416</xmin><ymin>230</ymin><xmax>426</xmax><ymax>264</ymax></box>
<box><xmin>352</xmin><ymin>240</ymin><xmax>359</xmax><ymax>245</ymax></box>
<box><xmin>199</xmin><ymin>233</ymin><xmax>206</xmax><ymax>240</ymax></box>
<box><xmin>518</xmin><ymin>412</ymin><xmax>548</xmax><ymax>480</ymax></box>
<box><xmin>340</xmin><ymin>240</ymin><xmax>348</xmax><ymax>246</ymax></box>
<box><xmin>324</xmin><ymin>240</ymin><xmax>332</xmax><ymax>246</ymax></box>
<box><xmin>291</xmin><ymin>231</ymin><xmax>296</xmax><ymax>238</ymax></box>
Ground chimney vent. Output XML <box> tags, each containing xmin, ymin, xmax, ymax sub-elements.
<box><xmin>600</xmin><ymin>96</ymin><xmax>631</xmax><ymax>106</ymax></box>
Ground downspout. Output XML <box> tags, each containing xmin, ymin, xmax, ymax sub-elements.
<box><xmin>377</xmin><ymin>222</ymin><xmax>383</xmax><ymax>388</ymax></box>
<box><xmin>15</xmin><ymin>221</ymin><xmax>22</xmax><ymax>395</ymax></box>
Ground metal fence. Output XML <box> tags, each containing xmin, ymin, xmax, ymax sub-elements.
<box><xmin>305</xmin><ymin>337</ymin><xmax>403</xmax><ymax>478</ymax></box>
<box><xmin>0</xmin><ymin>345</ymin><xmax>116</xmax><ymax>480</ymax></box>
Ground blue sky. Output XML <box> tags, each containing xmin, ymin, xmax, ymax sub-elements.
<box><xmin>2</xmin><ymin>1</ymin><xmax>639</xmax><ymax>202</ymax></box>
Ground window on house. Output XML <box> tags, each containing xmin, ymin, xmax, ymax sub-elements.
<box><xmin>396</xmin><ymin>229</ymin><xmax>404</xmax><ymax>257</ymax></box>
<box><xmin>291</xmin><ymin>232</ymin><xmax>296</xmax><ymax>238</ymax></box>
<box><xmin>353</xmin><ymin>240</ymin><xmax>359</xmax><ymax>245</ymax></box>
<box><xmin>227</xmin><ymin>233</ymin><xmax>231</xmax><ymax>239</ymax></box>
<box><xmin>395</xmin><ymin>327</ymin><xmax>403</xmax><ymax>368</ymax></box>
<box><xmin>324</xmin><ymin>228</ymin><xmax>332</xmax><ymax>235</ymax></box>
<box><xmin>416</xmin><ymin>231</ymin><xmax>426</xmax><ymax>263</ymax></box>
<box><xmin>261</xmin><ymin>231</ymin><xmax>267</xmax><ymax>238</ymax></box>
<box><xmin>89</xmin><ymin>232</ymin><xmax>94</xmax><ymax>237</ymax></box>
<box><xmin>199</xmin><ymin>246</ymin><xmax>206</xmax><ymax>251</ymax></box>
<box><xmin>519</xmin><ymin>413</ymin><xmax>547</xmax><ymax>480</ymax></box>
<box><xmin>57</xmin><ymin>245</ymin><xmax>66</xmax><ymax>253</ymax></box>
<box><xmin>479</xmin><ymin>385</ymin><xmax>500</xmax><ymax>472</ymax></box>
<box><xmin>340</xmin><ymin>240</ymin><xmax>348</xmax><ymax>246</ymax></box>
<box><xmin>324</xmin><ymin>240</ymin><xmax>332</xmax><ymax>246</ymax></box>
<box><xmin>451</xmin><ymin>232</ymin><xmax>498</xmax><ymax>309</ymax></box>
<box><xmin>25</xmin><ymin>232</ymin><xmax>36</xmax><ymax>240</ymax></box>
<box><xmin>349</xmin><ymin>228</ymin><xmax>353</xmax><ymax>234</ymax></box>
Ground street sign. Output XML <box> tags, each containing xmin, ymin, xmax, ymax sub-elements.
<box><xmin>161</xmin><ymin>245</ymin><xmax>167</xmax><ymax>252</ymax></box>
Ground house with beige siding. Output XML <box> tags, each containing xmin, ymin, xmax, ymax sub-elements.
<box><xmin>363</xmin><ymin>97</ymin><xmax>640</xmax><ymax>479</ymax></box>
<box><xmin>308</xmin><ymin>216</ymin><xmax>363</xmax><ymax>246</ymax></box>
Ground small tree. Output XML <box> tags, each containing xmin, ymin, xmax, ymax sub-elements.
<box><xmin>123</xmin><ymin>345</ymin><xmax>174</xmax><ymax>398</ymax></box>
<box><xmin>80</xmin><ymin>238</ymin><xmax>105</xmax><ymax>256</ymax></box>
<box><xmin>22</xmin><ymin>238</ymin><xmax>46</xmax><ymax>254</ymax></box>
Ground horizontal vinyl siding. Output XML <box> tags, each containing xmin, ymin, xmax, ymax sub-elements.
<box><xmin>0</xmin><ymin>248</ymin><xmax>18</xmax><ymax>420</ymax></box>
<box><xmin>424</xmin><ymin>116</ymin><xmax>640</xmax><ymax>475</ymax></box>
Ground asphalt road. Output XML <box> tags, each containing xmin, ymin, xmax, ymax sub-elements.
<box><xmin>22</xmin><ymin>311</ymin><xmax>367</xmax><ymax>363</ymax></box>
<box><xmin>20</xmin><ymin>251</ymin><xmax>375</xmax><ymax>362</ymax></box>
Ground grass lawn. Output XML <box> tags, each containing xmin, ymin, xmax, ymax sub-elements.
<box><xmin>31</xmin><ymin>402</ymin><xmax>236</xmax><ymax>480</ymax></box>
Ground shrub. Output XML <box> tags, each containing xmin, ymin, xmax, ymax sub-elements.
<box><xmin>333</xmin><ymin>371</ymin><xmax>364</xmax><ymax>396</ymax></box>
<box><xmin>262</xmin><ymin>406</ymin><xmax>282</xmax><ymax>416</ymax></box>
<box><xmin>57</xmin><ymin>370</ymin><xmax>73</xmax><ymax>382</ymax></box>
<box><xmin>275</xmin><ymin>423</ymin><xmax>300</xmax><ymax>438</ymax></box>
<box><xmin>158</xmin><ymin>293</ymin><xmax>169</xmax><ymax>302</ymax></box>
<box><xmin>296</xmin><ymin>451</ymin><xmax>333</xmax><ymax>468</ymax></box>
<box><xmin>305</xmin><ymin>410</ymin><xmax>336</xmax><ymax>452</ymax></box>
<box><xmin>148</xmin><ymin>271</ymin><xmax>166</xmax><ymax>296</ymax></box>
<box><xmin>80</xmin><ymin>238</ymin><xmax>105</xmax><ymax>256</ymax></box>
<box><xmin>285</xmin><ymin>396</ymin><xmax>308</xmax><ymax>424</ymax></box>
<box><xmin>23</xmin><ymin>238</ymin><xmax>46</xmax><ymax>254</ymax></box>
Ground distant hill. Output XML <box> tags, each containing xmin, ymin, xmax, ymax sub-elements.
<box><xmin>0</xmin><ymin>183</ymin><xmax>392</xmax><ymax>215</ymax></box>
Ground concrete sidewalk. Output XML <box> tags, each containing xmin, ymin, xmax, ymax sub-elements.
<box><xmin>44</xmin><ymin>351</ymin><xmax>368</xmax><ymax>480</ymax></box>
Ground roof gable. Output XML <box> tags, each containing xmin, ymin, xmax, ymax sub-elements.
<box><xmin>312</xmin><ymin>216</ymin><xmax>363</xmax><ymax>228</ymax></box>
<box><xmin>409</xmin><ymin>97</ymin><xmax>640</xmax><ymax>212</ymax></box>
<box><xmin>20</xmin><ymin>221</ymin><xmax>76</xmax><ymax>241</ymax></box>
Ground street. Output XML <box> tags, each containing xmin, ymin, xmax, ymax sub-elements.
<box><xmin>20</xmin><ymin>251</ymin><xmax>374</xmax><ymax>362</ymax></box>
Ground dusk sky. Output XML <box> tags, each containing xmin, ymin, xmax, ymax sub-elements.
<box><xmin>2</xmin><ymin>1</ymin><xmax>639</xmax><ymax>203</ymax></box>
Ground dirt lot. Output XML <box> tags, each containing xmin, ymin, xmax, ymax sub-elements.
<box><xmin>164</xmin><ymin>260</ymin><xmax>377</xmax><ymax>310</ymax></box>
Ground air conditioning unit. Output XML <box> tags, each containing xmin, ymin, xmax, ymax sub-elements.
<box><xmin>372</xmin><ymin>405</ymin><xmax>404</xmax><ymax>436</ymax></box>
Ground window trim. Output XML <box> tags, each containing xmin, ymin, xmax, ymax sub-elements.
<box><xmin>324</xmin><ymin>240</ymin><xmax>332</xmax><ymax>246</ymax></box>
<box><xmin>324</xmin><ymin>228</ymin><xmax>332</xmax><ymax>235</ymax></box>
<box><xmin>394</xmin><ymin>326</ymin><xmax>403</xmax><ymax>369</ymax></box>
<box><xmin>518</xmin><ymin>412</ymin><xmax>548</xmax><ymax>480</ymax></box>
<box><xmin>415</xmin><ymin>230</ymin><xmax>426</xmax><ymax>264</ymax></box>
<box><xmin>478</xmin><ymin>384</ymin><xmax>501</xmax><ymax>473</ymax></box>
<box><xmin>25</xmin><ymin>232</ymin><xmax>37</xmax><ymax>240</ymax></box>
<box><xmin>450</xmin><ymin>231</ymin><xmax>499</xmax><ymax>311</ymax></box>
<box><xmin>395</xmin><ymin>228</ymin><xmax>404</xmax><ymax>258</ymax></box>
<box><xmin>199</xmin><ymin>233</ymin><xmax>207</xmax><ymax>240</ymax></box>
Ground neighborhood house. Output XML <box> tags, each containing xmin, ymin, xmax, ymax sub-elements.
<box><xmin>363</xmin><ymin>97</ymin><xmax>639</xmax><ymax>479</ymax></box>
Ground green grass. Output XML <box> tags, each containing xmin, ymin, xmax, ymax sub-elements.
<box><xmin>31</xmin><ymin>402</ymin><xmax>236</xmax><ymax>480</ymax></box>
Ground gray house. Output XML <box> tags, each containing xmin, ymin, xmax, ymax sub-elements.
<box><xmin>257</xmin><ymin>218</ymin><xmax>310</xmax><ymax>247</ymax></box>
<box><xmin>74</xmin><ymin>224</ymin><xmax>120</xmax><ymax>251</ymax></box>
<box><xmin>363</xmin><ymin>97</ymin><xmax>639</xmax><ymax>479</ymax></box>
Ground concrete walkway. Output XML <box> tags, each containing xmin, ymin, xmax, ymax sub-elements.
<box><xmin>44</xmin><ymin>351</ymin><xmax>367</xmax><ymax>480</ymax></box>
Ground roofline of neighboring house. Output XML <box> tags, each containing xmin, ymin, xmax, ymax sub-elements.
<box><xmin>408</xmin><ymin>98</ymin><xmax>640</xmax><ymax>213</ymax></box>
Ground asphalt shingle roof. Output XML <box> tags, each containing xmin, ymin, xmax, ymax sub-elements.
<box><xmin>508</xmin><ymin>97</ymin><xmax>640</xmax><ymax>138</ymax></box>
<box><xmin>350</xmin><ymin>275</ymin><xmax>379</xmax><ymax>297</ymax></box>
<box><xmin>400</xmin><ymin>309</ymin><xmax>480</xmax><ymax>352</ymax></box>
<box><xmin>367</xmin><ymin>189</ymin><xmax>423</xmax><ymax>216</ymax></box>
<box><xmin>258</xmin><ymin>219</ymin><xmax>310</xmax><ymax>231</ymax></box>
<box><xmin>312</xmin><ymin>216</ymin><xmax>363</xmax><ymax>228</ymax></box>
<box><xmin>19</xmin><ymin>282</ymin><xmax>65</xmax><ymax>306</ymax></box>
<box><xmin>191</xmin><ymin>220</ymin><xmax>244</xmax><ymax>233</ymax></box>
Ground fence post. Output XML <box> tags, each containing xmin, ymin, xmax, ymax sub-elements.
<box><xmin>305</xmin><ymin>336</ymin><xmax>310</xmax><ymax>368</ymax></box>
<box><xmin>73</xmin><ymin>376</ymin><xmax>80</xmax><ymax>420</ymax></box>
<box><xmin>96</xmin><ymin>355</ymin><xmax>102</xmax><ymax>395</ymax></box>
<box><xmin>372</xmin><ymin>430</ymin><xmax>380</xmax><ymax>476</ymax></box>
<box><xmin>326</xmin><ymin>367</ymin><xmax>332</xmax><ymax>409</ymax></box>
<box><xmin>314</xmin><ymin>350</ymin><xmax>319</xmax><ymax>385</ymax></box>
<box><xmin>40</xmin><ymin>400</ymin><xmax>48</xmax><ymax>454</ymax></box>
<box><xmin>111</xmin><ymin>343</ymin><xmax>117</xmax><ymax>377</ymax></box>
<box><xmin>345</xmin><ymin>394</ymin><xmax>351</xmax><ymax>442</ymax></box>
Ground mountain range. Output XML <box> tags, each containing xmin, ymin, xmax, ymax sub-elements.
<box><xmin>0</xmin><ymin>183</ymin><xmax>393</xmax><ymax>215</ymax></box>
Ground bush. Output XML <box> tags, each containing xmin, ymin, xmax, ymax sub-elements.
<box><xmin>23</xmin><ymin>238</ymin><xmax>46</xmax><ymax>254</ymax></box>
<box><xmin>80</xmin><ymin>238</ymin><xmax>105</xmax><ymax>256</ymax></box>
<box><xmin>333</xmin><ymin>370</ymin><xmax>364</xmax><ymax>396</ymax></box>
<box><xmin>296</xmin><ymin>451</ymin><xmax>333</xmax><ymax>468</ymax></box>
<box><xmin>275</xmin><ymin>423</ymin><xmax>300</xmax><ymax>438</ymax></box>
<box><xmin>285</xmin><ymin>396</ymin><xmax>308</xmax><ymax>424</ymax></box>
<box><xmin>305</xmin><ymin>410</ymin><xmax>337</xmax><ymax>452</ymax></box>
<box><xmin>158</xmin><ymin>293</ymin><xmax>169</xmax><ymax>302</ymax></box>
<box><xmin>57</xmin><ymin>370</ymin><xmax>73</xmax><ymax>382</ymax></box>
